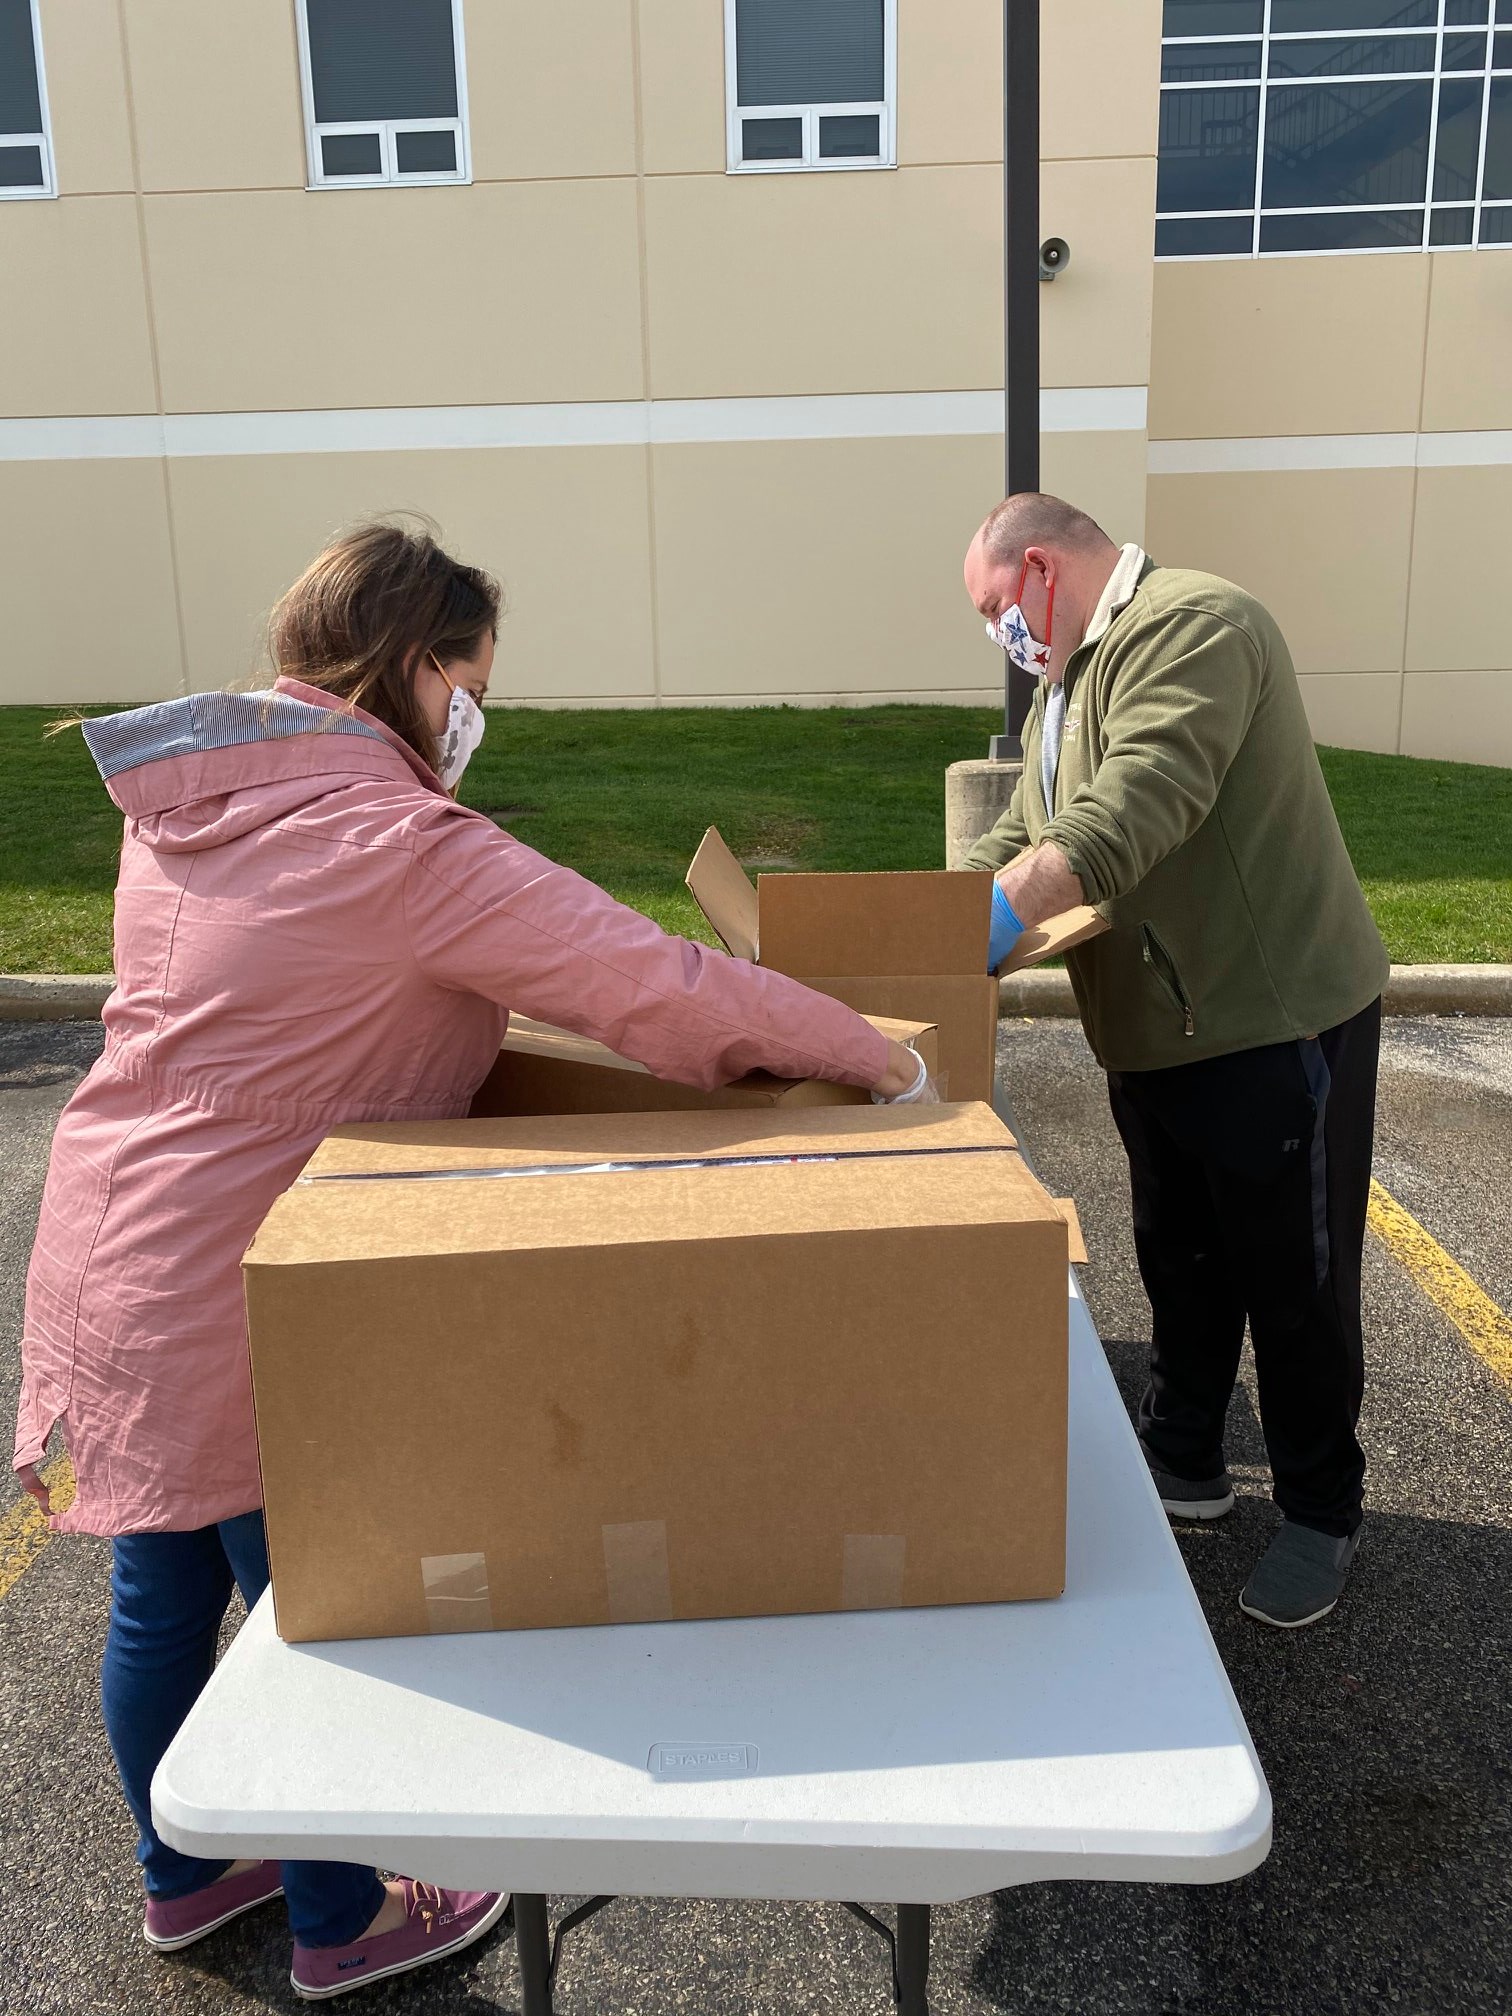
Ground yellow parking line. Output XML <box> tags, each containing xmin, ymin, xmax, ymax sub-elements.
<box><xmin>0</xmin><ymin>1455</ymin><xmax>76</xmax><ymax>1603</ymax></box>
<box><xmin>1369</xmin><ymin>1178</ymin><xmax>1512</xmax><ymax>1389</ymax></box>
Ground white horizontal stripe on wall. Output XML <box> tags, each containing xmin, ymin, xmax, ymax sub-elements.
<box><xmin>0</xmin><ymin>386</ymin><xmax>1147</xmax><ymax>462</ymax></box>
<box><xmin>1149</xmin><ymin>432</ymin><xmax>1512</xmax><ymax>476</ymax></box>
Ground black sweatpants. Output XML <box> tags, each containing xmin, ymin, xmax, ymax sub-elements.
<box><xmin>1107</xmin><ymin>998</ymin><xmax>1381</xmax><ymax>1538</ymax></box>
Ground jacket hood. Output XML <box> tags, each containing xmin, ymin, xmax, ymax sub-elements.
<box><xmin>83</xmin><ymin>681</ymin><xmax>444</xmax><ymax>853</ymax></box>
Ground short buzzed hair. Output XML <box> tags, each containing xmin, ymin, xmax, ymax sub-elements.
<box><xmin>980</xmin><ymin>492</ymin><xmax>1114</xmax><ymax>566</ymax></box>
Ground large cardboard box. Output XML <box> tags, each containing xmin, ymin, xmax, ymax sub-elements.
<box><xmin>685</xmin><ymin>828</ymin><xmax>1106</xmax><ymax>1104</ymax></box>
<box><xmin>470</xmin><ymin>1013</ymin><xmax>938</xmax><ymax>1120</ymax></box>
<box><xmin>246</xmin><ymin>1102</ymin><xmax>1070</xmax><ymax>1645</ymax></box>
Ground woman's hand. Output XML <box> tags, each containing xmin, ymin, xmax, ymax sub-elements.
<box><xmin>17</xmin><ymin>1465</ymin><xmax>50</xmax><ymax>1517</ymax></box>
<box><xmin>871</xmin><ymin>1039</ymin><xmax>936</xmax><ymax>1103</ymax></box>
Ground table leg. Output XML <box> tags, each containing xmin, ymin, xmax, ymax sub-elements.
<box><xmin>895</xmin><ymin>1904</ymin><xmax>931</xmax><ymax>2016</ymax></box>
<box><xmin>513</xmin><ymin>1892</ymin><xmax>553</xmax><ymax>2016</ymax></box>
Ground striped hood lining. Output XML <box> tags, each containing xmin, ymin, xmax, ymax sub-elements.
<box><xmin>82</xmin><ymin>691</ymin><xmax>385</xmax><ymax>783</ymax></box>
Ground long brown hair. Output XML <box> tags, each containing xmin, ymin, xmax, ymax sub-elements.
<box><xmin>268</xmin><ymin>520</ymin><xmax>501</xmax><ymax>773</ymax></box>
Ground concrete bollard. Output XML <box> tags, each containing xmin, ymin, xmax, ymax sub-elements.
<box><xmin>945</xmin><ymin>758</ymin><xmax>1023</xmax><ymax>870</ymax></box>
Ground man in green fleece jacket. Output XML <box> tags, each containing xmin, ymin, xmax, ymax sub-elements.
<box><xmin>963</xmin><ymin>492</ymin><xmax>1389</xmax><ymax>1630</ymax></box>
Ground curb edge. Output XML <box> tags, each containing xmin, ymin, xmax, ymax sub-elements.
<box><xmin>5</xmin><ymin>967</ymin><xmax>1512</xmax><ymax>1025</ymax></box>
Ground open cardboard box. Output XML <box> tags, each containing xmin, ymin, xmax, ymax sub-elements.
<box><xmin>471</xmin><ymin>1013</ymin><xmax>938</xmax><ymax>1120</ymax></box>
<box><xmin>246</xmin><ymin>1101</ymin><xmax>1071</xmax><ymax>1644</ymax></box>
<box><xmin>686</xmin><ymin>828</ymin><xmax>1106</xmax><ymax>1104</ymax></box>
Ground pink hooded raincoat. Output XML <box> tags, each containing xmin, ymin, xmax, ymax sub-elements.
<box><xmin>14</xmin><ymin>680</ymin><xmax>887</xmax><ymax>1536</ymax></box>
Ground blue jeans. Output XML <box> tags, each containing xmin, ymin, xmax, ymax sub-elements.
<box><xmin>103</xmin><ymin>1509</ymin><xmax>386</xmax><ymax>1948</ymax></box>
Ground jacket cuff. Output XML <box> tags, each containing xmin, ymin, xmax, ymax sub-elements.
<box><xmin>1041</xmin><ymin>808</ymin><xmax>1129</xmax><ymax>906</ymax></box>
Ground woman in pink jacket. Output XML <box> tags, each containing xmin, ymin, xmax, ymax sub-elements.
<box><xmin>14</xmin><ymin>522</ymin><xmax>925</xmax><ymax>2001</ymax></box>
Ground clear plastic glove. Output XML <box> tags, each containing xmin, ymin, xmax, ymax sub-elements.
<box><xmin>872</xmin><ymin>1045</ymin><xmax>941</xmax><ymax>1106</ymax></box>
<box><xmin>988</xmin><ymin>882</ymin><xmax>1026</xmax><ymax>974</ymax></box>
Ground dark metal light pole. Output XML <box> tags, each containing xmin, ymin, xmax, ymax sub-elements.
<box><xmin>993</xmin><ymin>0</ymin><xmax>1040</xmax><ymax>761</ymax></box>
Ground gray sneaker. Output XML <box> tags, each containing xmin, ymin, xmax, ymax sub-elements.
<box><xmin>1142</xmin><ymin>1443</ymin><xmax>1234</xmax><ymax>1521</ymax></box>
<box><xmin>1239</xmin><ymin>1521</ymin><xmax>1361</xmax><ymax>1629</ymax></box>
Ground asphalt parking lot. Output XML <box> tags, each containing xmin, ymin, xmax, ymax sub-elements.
<box><xmin>1</xmin><ymin>1013</ymin><xmax>1509</xmax><ymax>2016</ymax></box>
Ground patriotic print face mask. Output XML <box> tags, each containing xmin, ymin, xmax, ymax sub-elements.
<box><xmin>986</xmin><ymin>560</ymin><xmax>1055</xmax><ymax>678</ymax></box>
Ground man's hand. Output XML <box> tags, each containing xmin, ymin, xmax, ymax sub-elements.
<box><xmin>995</xmin><ymin>842</ymin><xmax>1086</xmax><ymax>930</ymax></box>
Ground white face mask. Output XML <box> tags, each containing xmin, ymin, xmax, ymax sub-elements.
<box><xmin>985</xmin><ymin>561</ymin><xmax>1055</xmax><ymax>679</ymax></box>
<box><xmin>986</xmin><ymin>604</ymin><xmax>1051</xmax><ymax>677</ymax></box>
<box><xmin>432</xmin><ymin>659</ymin><xmax>485</xmax><ymax>790</ymax></box>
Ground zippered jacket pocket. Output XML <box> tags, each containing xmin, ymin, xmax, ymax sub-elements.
<box><xmin>1140</xmin><ymin>923</ymin><xmax>1195</xmax><ymax>1038</ymax></box>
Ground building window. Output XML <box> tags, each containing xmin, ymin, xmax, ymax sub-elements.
<box><xmin>0</xmin><ymin>0</ymin><xmax>54</xmax><ymax>199</ymax></box>
<box><xmin>725</xmin><ymin>0</ymin><xmax>896</xmax><ymax>172</ymax></box>
<box><xmin>1157</xmin><ymin>0</ymin><xmax>1512</xmax><ymax>257</ymax></box>
<box><xmin>296</xmin><ymin>0</ymin><xmax>470</xmax><ymax>189</ymax></box>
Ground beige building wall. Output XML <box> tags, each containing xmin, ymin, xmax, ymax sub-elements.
<box><xmin>1147</xmin><ymin>252</ymin><xmax>1512</xmax><ymax>767</ymax></box>
<box><xmin>0</xmin><ymin>0</ymin><xmax>1159</xmax><ymax>714</ymax></box>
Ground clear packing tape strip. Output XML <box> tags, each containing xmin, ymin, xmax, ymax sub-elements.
<box><xmin>301</xmin><ymin>1143</ymin><xmax>1015</xmax><ymax>1185</ymax></box>
<box><xmin>418</xmin><ymin>1528</ymin><xmax>910</xmax><ymax>1634</ymax></box>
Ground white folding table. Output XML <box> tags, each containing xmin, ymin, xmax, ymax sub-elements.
<box><xmin>153</xmin><ymin>1273</ymin><xmax>1271</xmax><ymax>2013</ymax></box>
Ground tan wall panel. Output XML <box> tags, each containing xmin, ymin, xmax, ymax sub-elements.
<box><xmin>1296</xmin><ymin>673</ymin><xmax>1402</xmax><ymax>756</ymax></box>
<box><xmin>898</xmin><ymin>0</ymin><xmax>1000</xmax><ymax>166</ymax></box>
<box><xmin>1043</xmin><ymin>0</ymin><xmax>1161</xmax><ymax>164</ymax></box>
<box><xmin>40</xmin><ymin>0</ymin><xmax>135</xmax><ymax>194</ymax></box>
<box><xmin>1039</xmin><ymin>158</ymin><xmax>1156</xmax><ymax>389</ymax></box>
<box><xmin>0</xmin><ymin>196</ymin><xmax>157</xmax><ymax>416</ymax></box>
<box><xmin>645</xmin><ymin>169</ymin><xmax>1151</xmax><ymax>402</ymax></box>
<box><xmin>638</xmin><ymin>0</ymin><xmax>726</xmax><ymax>176</ymax></box>
<box><xmin>651</xmin><ymin>432</ymin><xmax>1007</xmax><ymax>697</ymax></box>
<box><xmin>1149</xmin><ymin>256</ymin><xmax>1430</xmax><ymax>441</ymax></box>
<box><xmin>645</xmin><ymin>165</ymin><xmax>1002</xmax><ymax>398</ymax></box>
<box><xmin>1420</xmin><ymin>253</ymin><xmax>1512</xmax><ymax>434</ymax></box>
<box><xmin>121</xmin><ymin>0</ymin><xmax>305</xmax><ymax>192</ymax></box>
<box><xmin>144</xmin><ymin>182</ymin><xmax>644</xmax><ymax>412</ymax></box>
<box><xmin>664</xmin><ymin>687</ymin><xmax>1002</xmax><ymax>710</ymax></box>
<box><xmin>1405</xmin><ymin>466</ymin><xmax>1512</xmax><ymax>673</ymax></box>
<box><xmin>0</xmin><ymin>459</ymin><xmax>181</xmax><ymax>702</ymax></box>
<box><xmin>167</xmin><ymin>446</ymin><xmax>654</xmax><ymax>701</ymax></box>
<box><xmin>466</xmin><ymin>1</ymin><xmax>637</xmax><ymax>182</ymax></box>
<box><xmin>1041</xmin><ymin>430</ymin><xmax>1149</xmax><ymax>547</ymax></box>
<box><xmin>1400</xmin><ymin>671</ymin><xmax>1512</xmax><ymax>767</ymax></box>
<box><xmin>1145</xmin><ymin>469</ymin><xmax>1415</xmax><ymax>677</ymax></box>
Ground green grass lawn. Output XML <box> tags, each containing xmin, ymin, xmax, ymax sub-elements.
<box><xmin>1</xmin><ymin>703</ymin><xmax>1508</xmax><ymax>971</ymax></box>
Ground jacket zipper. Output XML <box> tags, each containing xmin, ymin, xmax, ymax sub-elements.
<box><xmin>1141</xmin><ymin>924</ymin><xmax>1195</xmax><ymax>1038</ymax></box>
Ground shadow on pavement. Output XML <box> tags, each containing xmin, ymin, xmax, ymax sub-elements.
<box><xmin>969</xmin><ymin>1502</ymin><xmax>1512</xmax><ymax>2016</ymax></box>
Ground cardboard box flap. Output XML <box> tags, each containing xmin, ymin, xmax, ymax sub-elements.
<box><xmin>503</xmin><ymin>1012</ymin><xmax>935</xmax><ymax>1078</ymax></box>
<box><xmin>798</xmin><ymin>975</ymin><xmax>999</xmax><ymax>1109</ymax></box>
<box><xmin>477</xmin><ymin>1013</ymin><xmax>940</xmax><ymax>1116</ymax></box>
<box><xmin>998</xmin><ymin>904</ymin><xmax>1108</xmax><ymax>976</ymax></box>
<box><xmin>758</xmin><ymin>871</ymin><xmax>992</xmax><ymax>979</ymax></box>
<box><xmin>685</xmin><ymin>827</ymin><xmax>760</xmax><ymax>963</ymax></box>
<box><xmin>1053</xmin><ymin>1197</ymin><xmax>1089</xmax><ymax>1266</ymax></box>
<box><xmin>248</xmin><ymin>1103</ymin><xmax>1064</xmax><ymax>1268</ymax></box>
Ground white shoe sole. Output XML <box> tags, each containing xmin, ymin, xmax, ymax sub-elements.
<box><xmin>290</xmin><ymin>1893</ymin><xmax>512</xmax><ymax>2000</ymax></box>
<box><xmin>1160</xmin><ymin>1489</ymin><xmax>1235</xmax><ymax>1522</ymax></box>
<box><xmin>144</xmin><ymin>1882</ymin><xmax>285</xmax><ymax>1952</ymax></box>
<box><xmin>1238</xmin><ymin>1589</ymin><xmax>1341</xmax><ymax>1629</ymax></box>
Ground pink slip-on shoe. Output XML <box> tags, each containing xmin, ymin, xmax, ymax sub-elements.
<box><xmin>290</xmin><ymin>1882</ymin><xmax>510</xmax><ymax>2000</ymax></box>
<box><xmin>144</xmin><ymin>1860</ymin><xmax>284</xmax><ymax>1951</ymax></box>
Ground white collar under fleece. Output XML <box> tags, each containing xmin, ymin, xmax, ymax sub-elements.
<box><xmin>1079</xmin><ymin>541</ymin><xmax>1148</xmax><ymax>653</ymax></box>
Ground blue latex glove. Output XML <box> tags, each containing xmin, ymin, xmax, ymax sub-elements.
<box><xmin>988</xmin><ymin>883</ymin><xmax>1026</xmax><ymax>973</ymax></box>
